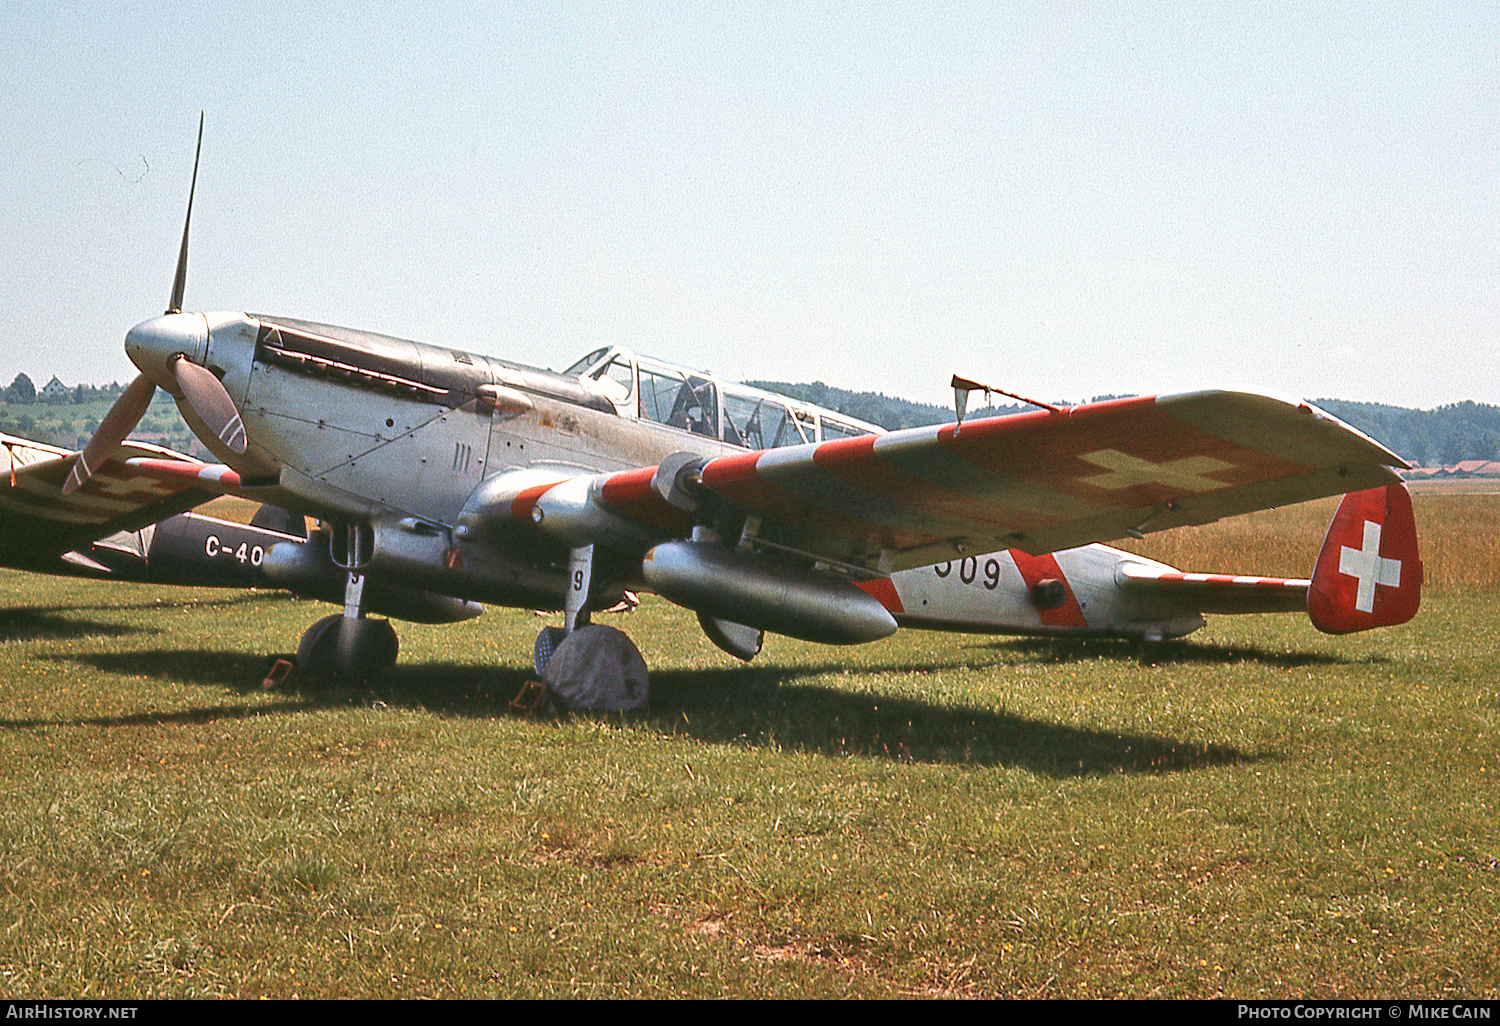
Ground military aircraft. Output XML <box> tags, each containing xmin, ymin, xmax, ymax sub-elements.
<box><xmin>5</xmin><ymin>418</ymin><xmax>1420</xmax><ymax>666</ymax></box>
<box><xmin>53</xmin><ymin>120</ymin><xmax>1420</xmax><ymax>683</ymax></box>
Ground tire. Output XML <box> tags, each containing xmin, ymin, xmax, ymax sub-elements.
<box><xmin>296</xmin><ymin>614</ymin><xmax>344</xmax><ymax>680</ymax></box>
<box><xmin>533</xmin><ymin>625</ymin><xmax>568</xmax><ymax>677</ymax></box>
<box><xmin>296</xmin><ymin>614</ymin><xmax>399</xmax><ymax>682</ymax></box>
<box><xmin>335</xmin><ymin>617</ymin><xmax>399</xmax><ymax>679</ymax></box>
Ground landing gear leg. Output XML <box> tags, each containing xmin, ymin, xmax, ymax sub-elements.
<box><xmin>334</xmin><ymin>569</ymin><xmax>399</xmax><ymax>677</ymax></box>
<box><xmin>534</xmin><ymin>544</ymin><xmax>596</xmax><ymax>676</ymax></box>
<box><xmin>296</xmin><ymin>525</ymin><xmax>399</xmax><ymax>682</ymax></box>
<box><xmin>564</xmin><ymin>543</ymin><xmax>594</xmax><ymax>633</ymax></box>
<box><xmin>533</xmin><ymin>544</ymin><xmax>649</xmax><ymax>711</ymax></box>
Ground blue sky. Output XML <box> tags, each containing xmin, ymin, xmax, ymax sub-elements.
<box><xmin>2</xmin><ymin>3</ymin><xmax>1494</xmax><ymax>409</ymax></box>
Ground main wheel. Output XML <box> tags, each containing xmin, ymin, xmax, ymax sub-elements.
<box><xmin>542</xmin><ymin>624</ymin><xmax>649</xmax><ymax>712</ymax></box>
<box><xmin>296</xmin><ymin>614</ymin><xmax>344</xmax><ymax>680</ymax></box>
<box><xmin>296</xmin><ymin>615</ymin><xmax>399</xmax><ymax>682</ymax></box>
<box><xmin>335</xmin><ymin>617</ymin><xmax>399</xmax><ymax>679</ymax></box>
<box><xmin>533</xmin><ymin>625</ymin><xmax>567</xmax><ymax>676</ymax></box>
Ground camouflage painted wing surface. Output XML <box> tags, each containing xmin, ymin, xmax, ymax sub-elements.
<box><xmin>682</xmin><ymin>391</ymin><xmax>1404</xmax><ymax>573</ymax></box>
<box><xmin>0</xmin><ymin>433</ymin><xmax>219</xmax><ymax>570</ymax></box>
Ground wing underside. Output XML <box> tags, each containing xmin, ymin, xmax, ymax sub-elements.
<box><xmin>598</xmin><ymin>390</ymin><xmax>1404</xmax><ymax>573</ymax></box>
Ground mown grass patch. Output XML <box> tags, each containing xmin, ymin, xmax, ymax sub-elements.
<box><xmin>0</xmin><ymin>495</ymin><xmax>1495</xmax><ymax>997</ymax></box>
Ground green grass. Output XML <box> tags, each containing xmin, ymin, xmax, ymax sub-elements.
<box><xmin>0</xmin><ymin>498</ymin><xmax>1496</xmax><ymax>998</ymax></box>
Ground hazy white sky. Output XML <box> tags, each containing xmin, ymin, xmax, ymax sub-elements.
<box><xmin>1</xmin><ymin>3</ymin><xmax>1494</xmax><ymax>409</ymax></box>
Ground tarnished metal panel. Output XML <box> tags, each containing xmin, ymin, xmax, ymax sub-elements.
<box><xmin>485</xmin><ymin>393</ymin><xmax>737</xmax><ymax>482</ymax></box>
<box><xmin>240</xmin><ymin>325</ymin><xmax>493</xmax><ymax>524</ymax></box>
<box><xmin>244</xmin><ymin>341</ymin><xmax>439</xmax><ymax>460</ymax></box>
<box><xmin>307</xmin><ymin>404</ymin><xmax>495</xmax><ymax>525</ymax></box>
<box><xmin>478</xmin><ymin>354</ymin><xmax>616</xmax><ymax>413</ymax></box>
<box><xmin>252</xmin><ymin>316</ymin><xmax>616</xmax><ymax>414</ymax></box>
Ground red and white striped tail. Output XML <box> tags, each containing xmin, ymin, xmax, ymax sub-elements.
<box><xmin>1307</xmin><ymin>484</ymin><xmax>1422</xmax><ymax>634</ymax></box>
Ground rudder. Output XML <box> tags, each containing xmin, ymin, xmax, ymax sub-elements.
<box><xmin>1308</xmin><ymin>484</ymin><xmax>1422</xmax><ymax>634</ymax></box>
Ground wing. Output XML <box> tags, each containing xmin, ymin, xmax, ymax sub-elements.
<box><xmin>677</xmin><ymin>390</ymin><xmax>1403</xmax><ymax>572</ymax></box>
<box><xmin>478</xmin><ymin>395</ymin><xmax>1409</xmax><ymax>649</ymax></box>
<box><xmin>0</xmin><ymin>432</ymin><xmax>220</xmax><ymax>572</ymax></box>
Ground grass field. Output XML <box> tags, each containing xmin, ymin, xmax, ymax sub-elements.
<box><xmin>0</xmin><ymin>494</ymin><xmax>1495</xmax><ymax>998</ymax></box>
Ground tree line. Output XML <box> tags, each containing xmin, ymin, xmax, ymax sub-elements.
<box><xmin>2</xmin><ymin>373</ymin><xmax>127</xmax><ymax>405</ymax></box>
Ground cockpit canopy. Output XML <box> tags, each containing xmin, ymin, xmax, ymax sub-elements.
<box><xmin>562</xmin><ymin>346</ymin><xmax>882</xmax><ymax>449</ymax></box>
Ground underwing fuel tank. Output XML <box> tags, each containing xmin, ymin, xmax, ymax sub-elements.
<box><xmin>641</xmin><ymin>540</ymin><xmax>897</xmax><ymax>645</ymax></box>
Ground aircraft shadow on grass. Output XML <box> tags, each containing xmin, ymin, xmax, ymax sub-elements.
<box><xmin>643</xmin><ymin>665</ymin><xmax>1259</xmax><ymax>777</ymax></box>
<box><xmin>0</xmin><ymin>593</ymin><xmax>288</xmax><ymax>643</ymax></box>
<box><xmin>0</xmin><ymin>697</ymin><xmax>310</xmax><ymax>731</ymax></box>
<box><xmin>0</xmin><ymin>608</ymin><xmax>144</xmax><ymax>642</ymax></box>
<box><xmin>0</xmin><ymin>650</ymin><xmax>318</xmax><ymax>730</ymax></box>
<box><xmin>35</xmin><ymin>648</ymin><xmax>1263</xmax><ymax>777</ymax></box>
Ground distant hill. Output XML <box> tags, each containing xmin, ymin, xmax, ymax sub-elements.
<box><xmin>746</xmin><ymin>380</ymin><xmax>1025</xmax><ymax>431</ymax></box>
<box><xmin>750</xmin><ymin>379</ymin><xmax>1500</xmax><ymax>469</ymax></box>
<box><xmin>1310</xmin><ymin>399</ymin><xmax>1500</xmax><ymax>468</ymax></box>
<box><xmin>0</xmin><ymin>379</ymin><xmax>206</xmax><ymax>457</ymax></box>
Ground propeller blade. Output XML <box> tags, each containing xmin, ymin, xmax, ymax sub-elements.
<box><xmin>62</xmin><ymin>373</ymin><xmax>158</xmax><ymax>494</ymax></box>
<box><xmin>171</xmin><ymin>355</ymin><xmax>246</xmax><ymax>454</ymax></box>
<box><xmin>167</xmin><ymin>112</ymin><xmax>204</xmax><ymax>315</ymax></box>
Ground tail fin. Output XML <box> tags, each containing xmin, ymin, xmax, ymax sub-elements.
<box><xmin>1308</xmin><ymin>484</ymin><xmax>1422</xmax><ymax>634</ymax></box>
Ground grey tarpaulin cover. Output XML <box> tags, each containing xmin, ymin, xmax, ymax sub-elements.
<box><xmin>541</xmin><ymin>624</ymin><xmax>649</xmax><ymax>712</ymax></box>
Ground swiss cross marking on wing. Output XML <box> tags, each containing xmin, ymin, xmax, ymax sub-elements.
<box><xmin>91</xmin><ymin>475</ymin><xmax>178</xmax><ymax>500</ymax></box>
<box><xmin>1078</xmin><ymin>449</ymin><xmax>1233</xmax><ymax>492</ymax></box>
<box><xmin>1339</xmin><ymin>519</ymin><xmax>1401</xmax><ymax>613</ymax></box>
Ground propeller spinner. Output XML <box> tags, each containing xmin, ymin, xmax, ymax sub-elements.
<box><xmin>63</xmin><ymin>115</ymin><xmax>246</xmax><ymax>495</ymax></box>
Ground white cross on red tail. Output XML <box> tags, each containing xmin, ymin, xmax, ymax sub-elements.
<box><xmin>1309</xmin><ymin>485</ymin><xmax>1422</xmax><ymax>634</ymax></box>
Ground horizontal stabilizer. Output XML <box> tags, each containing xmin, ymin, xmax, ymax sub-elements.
<box><xmin>1117</xmin><ymin>563</ymin><xmax>1310</xmax><ymax>615</ymax></box>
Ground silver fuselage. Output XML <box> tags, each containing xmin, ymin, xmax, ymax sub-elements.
<box><xmin>126</xmin><ymin>312</ymin><xmax>828</xmax><ymax>609</ymax></box>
